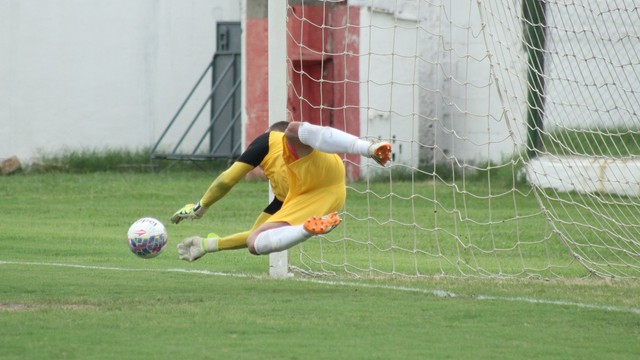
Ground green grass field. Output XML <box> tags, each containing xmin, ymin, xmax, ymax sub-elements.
<box><xmin>1</xmin><ymin>171</ymin><xmax>639</xmax><ymax>359</ymax></box>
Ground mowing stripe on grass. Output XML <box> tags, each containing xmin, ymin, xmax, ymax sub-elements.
<box><xmin>299</xmin><ymin>278</ymin><xmax>457</xmax><ymax>298</ymax></box>
<box><xmin>2</xmin><ymin>260</ymin><xmax>638</xmax><ymax>315</ymax></box>
<box><xmin>474</xmin><ymin>294</ymin><xmax>640</xmax><ymax>314</ymax></box>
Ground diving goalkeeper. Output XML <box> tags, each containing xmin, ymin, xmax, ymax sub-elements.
<box><xmin>171</xmin><ymin>121</ymin><xmax>392</xmax><ymax>260</ymax></box>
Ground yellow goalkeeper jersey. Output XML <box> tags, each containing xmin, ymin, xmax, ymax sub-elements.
<box><xmin>257</xmin><ymin>131</ymin><xmax>289</xmax><ymax>203</ymax></box>
<box><xmin>267</xmin><ymin>136</ymin><xmax>346</xmax><ymax>225</ymax></box>
<box><xmin>200</xmin><ymin>131</ymin><xmax>289</xmax><ymax>214</ymax></box>
<box><xmin>200</xmin><ymin>129</ymin><xmax>346</xmax><ymax>226</ymax></box>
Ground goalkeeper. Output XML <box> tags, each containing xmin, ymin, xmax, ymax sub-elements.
<box><xmin>172</xmin><ymin>121</ymin><xmax>392</xmax><ymax>261</ymax></box>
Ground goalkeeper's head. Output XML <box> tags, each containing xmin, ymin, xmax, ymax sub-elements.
<box><xmin>269</xmin><ymin>121</ymin><xmax>290</xmax><ymax>132</ymax></box>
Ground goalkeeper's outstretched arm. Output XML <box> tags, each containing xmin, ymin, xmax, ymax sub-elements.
<box><xmin>200</xmin><ymin>162</ymin><xmax>254</xmax><ymax>207</ymax></box>
<box><xmin>171</xmin><ymin>162</ymin><xmax>254</xmax><ymax>224</ymax></box>
<box><xmin>172</xmin><ymin>129</ymin><xmax>275</xmax><ymax>224</ymax></box>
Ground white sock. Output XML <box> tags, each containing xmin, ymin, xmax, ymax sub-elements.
<box><xmin>253</xmin><ymin>225</ymin><xmax>312</xmax><ymax>255</ymax></box>
<box><xmin>203</xmin><ymin>237</ymin><xmax>219</xmax><ymax>252</ymax></box>
<box><xmin>298</xmin><ymin>122</ymin><xmax>371</xmax><ymax>156</ymax></box>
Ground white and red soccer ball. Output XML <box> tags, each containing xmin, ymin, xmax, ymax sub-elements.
<box><xmin>127</xmin><ymin>217</ymin><xmax>168</xmax><ymax>259</ymax></box>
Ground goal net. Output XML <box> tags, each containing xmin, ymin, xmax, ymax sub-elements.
<box><xmin>279</xmin><ymin>0</ymin><xmax>640</xmax><ymax>278</ymax></box>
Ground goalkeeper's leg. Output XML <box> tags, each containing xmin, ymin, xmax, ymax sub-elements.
<box><xmin>251</xmin><ymin>212</ymin><xmax>341</xmax><ymax>255</ymax></box>
<box><xmin>177</xmin><ymin>231</ymin><xmax>248</xmax><ymax>261</ymax></box>
<box><xmin>287</xmin><ymin>122</ymin><xmax>392</xmax><ymax>166</ymax></box>
<box><xmin>177</xmin><ymin>211</ymin><xmax>275</xmax><ymax>261</ymax></box>
<box><xmin>214</xmin><ymin>211</ymin><xmax>272</xmax><ymax>250</ymax></box>
<box><xmin>217</xmin><ymin>231</ymin><xmax>250</xmax><ymax>250</ymax></box>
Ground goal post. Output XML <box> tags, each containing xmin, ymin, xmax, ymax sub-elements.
<box><xmin>268</xmin><ymin>0</ymin><xmax>640</xmax><ymax>279</ymax></box>
<box><xmin>267</xmin><ymin>0</ymin><xmax>290</xmax><ymax>278</ymax></box>
<box><xmin>522</xmin><ymin>0</ymin><xmax>547</xmax><ymax>158</ymax></box>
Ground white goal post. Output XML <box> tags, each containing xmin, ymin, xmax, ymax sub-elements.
<box><xmin>268</xmin><ymin>0</ymin><xmax>640</xmax><ymax>279</ymax></box>
<box><xmin>267</xmin><ymin>0</ymin><xmax>291</xmax><ymax>278</ymax></box>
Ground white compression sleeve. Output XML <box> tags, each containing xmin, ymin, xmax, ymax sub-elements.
<box><xmin>253</xmin><ymin>225</ymin><xmax>312</xmax><ymax>255</ymax></box>
<box><xmin>297</xmin><ymin>122</ymin><xmax>370</xmax><ymax>156</ymax></box>
<box><xmin>203</xmin><ymin>237</ymin><xmax>219</xmax><ymax>252</ymax></box>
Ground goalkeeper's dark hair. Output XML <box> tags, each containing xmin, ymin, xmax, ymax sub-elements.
<box><xmin>269</xmin><ymin>121</ymin><xmax>290</xmax><ymax>132</ymax></box>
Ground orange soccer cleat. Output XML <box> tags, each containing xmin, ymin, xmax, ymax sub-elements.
<box><xmin>304</xmin><ymin>212</ymin><xmax>341</xmax><ymax>235</ymax></box>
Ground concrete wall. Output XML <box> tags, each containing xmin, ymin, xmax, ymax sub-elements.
<box><xmin>0</xmin><ymin>0</ymin><xmax>241</xmax><ymax>163</ymax></box>
<box><xmin>358</xmin><ymin>9</ymin><xmax>422</xmax><ymax>168</ymax></box>
<box><xmin>354</xmin><ymin>0</ymin><xmax>638</xmax><ymax>169</ymax></box>
<box><xmin>543</xmin><ymin>1</ymin><xmax>640</xmax><ymax>130</ymax></box>
<box><xmin>355</xmin><ymin>0</ymin><xmax>527</xmax><ymax>169</ymax></box>
<box><xmin>4</xmin><ymin>0</ymin><xmax>634</xmax><ymax>167</ymax></box>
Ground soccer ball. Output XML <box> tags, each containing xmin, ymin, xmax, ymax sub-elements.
<box><xmin>127</xmin><ymin>217</ymin><xmax>168</xmax><ymax>259</ymax></box>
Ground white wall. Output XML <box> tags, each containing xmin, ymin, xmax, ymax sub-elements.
<box><xmin>543</xmin><ymin>0</ymin><xmax>640</xmax><ymax>130</ymax></box>
<box><xmin>354</xmin><ymin>0</ymin><xmax>638</xmax><ymax>171</ymax></box>
<box><xmin>356</xmin><ymin>0</ymin><xmax>527</xmax><ymax>169</ymax></box>
<box><xmin>358</xmin><ymin>8</ymin><xmax>421</xmax><ymax>169</ymax></box>
<box><xmin>0</xmin><ymin>0</ymin><xmax>241</xmax><ymax>163</ymax></box>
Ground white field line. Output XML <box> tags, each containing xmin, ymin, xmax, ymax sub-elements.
<box><xmin>2</xmin><ymin>260</ymin><xmax>639</xmax><ymax>315</ymax></box>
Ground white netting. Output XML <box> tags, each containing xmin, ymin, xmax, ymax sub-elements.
<box><xmin>283</xmin><ymin>0</ymin><xmax>640</xmax><ymax>278</ymax></box>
